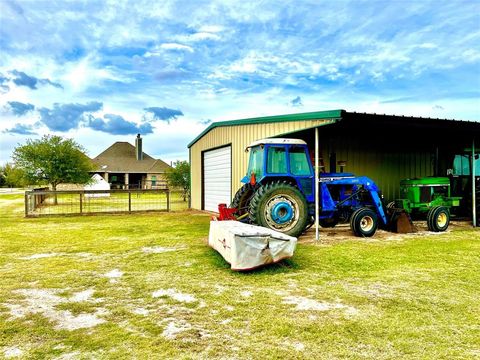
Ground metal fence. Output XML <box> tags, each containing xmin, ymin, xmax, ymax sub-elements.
<box><xmin>24</xmin><ymin>189</ymin><xmax>188</xmax><ymax>217</ymax></box>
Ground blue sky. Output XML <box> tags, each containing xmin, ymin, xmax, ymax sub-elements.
<box><xmin>0</xmin><ymin>0</ymin><xmax>479</xmax><ymax>165</ymax></box>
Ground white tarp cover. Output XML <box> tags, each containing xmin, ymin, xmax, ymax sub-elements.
<box><xmin>84</xmin><ymin>174</ymin><xmax>110</xmax><ymax>197</ymax></box>
<box><xmin>208</xmin><ymin>220</ymin><xmax>297</xmax><ymax>271</ymax></box>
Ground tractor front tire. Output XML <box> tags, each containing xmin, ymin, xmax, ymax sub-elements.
<box><xmin>230</xmin><ymin>183</ymin><xmax>256</xmax><ymax>217</ymax></box>
<box><xmin>427</xmin><ymin>206</ymin><xmax>450</xmax><ymax>232</ymax></box>
<box><xmin>350</xmin><ymin>207</ymin><xmax>378</xmax><ymax>237</ymax></box>
<box><xmin>248</xmin><ymin>181</ymin><xmax>308</xmax><ymax>237</ymax></box>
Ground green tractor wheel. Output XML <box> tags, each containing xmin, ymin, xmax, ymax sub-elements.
<box><xmin>248</xmin><ymin>181</ymin><xmax>308</xmax><ymax>237</ymax></box>
<box><xmin>427</xmin><ymin>206</ymin><xmax>450</xmax><ymax>232</ymax></box>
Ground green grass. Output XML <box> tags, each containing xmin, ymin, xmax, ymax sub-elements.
<box><xmin>1</xmin><ymin>193</ymin><xmax>479</xmax><ymax>359</ymax></box>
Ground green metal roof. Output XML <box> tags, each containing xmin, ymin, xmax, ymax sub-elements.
<box><xmin>187</xmin><ymin>109</ymin><xmax>344</xmax><ymax>148</ymax></box>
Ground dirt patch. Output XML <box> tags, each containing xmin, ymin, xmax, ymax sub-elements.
<box><xmin>160</xmin><ymin>317</ymin><xmax>211</xmax><ymax>340</ymax></box>
<box><xmin>19</xmin><ymin>253</ymin><xmax>95</xmax><ymax>261</ymax></box>
<box><xmin>132</xmin><ymin>307</ymin><xmax>150</xmax><ymax>316</ymax></box>
<box><xmin>105</xmin><ymin>269</ymin><xmax>123</xmax><ymax>283</ymax></box>
<box><xmin>69</xmin><ymin>288</ymin><xmax>99</xmax><ymax>302</ymax></box>
<box><xmin>3</xmin><ymin>288</ymin><xmax>107</xmax><ymax>331</ymax></box>
<box><xmin>3</xmin><ymin>346</ymin><xmax>23</xmax><ymax>358</ymax></box>
<box><xmin>341</xmin><ymin>282</ymin><xmax>395</xmax><ymax>299</ymax></box>
<box><xmin>299</xmin><ymin>220</ymin><xmax>471</xmax><ymax>244</ymax></box>
<box><xmin>240</xmin><ymin>290</ymin><xmax>253</xmax><ymax>298</ymax></box>
<box><xmin>53</xmin><ymin>351</ymin><xmax>81</xmax><ymax>360</ymax></box>
<box><xmin>214</xmin><ymin>284</ymin><xmax>226</xmax><ymax>295</ymax></box>
<box><xmin>152</xmin><ymin>289</ymin><xmax>197</xmax><ymax>303</ymax></box>
<box><xmin>162</xmin><ymin>319</ymin><xmax>193</xmax><ymax>339</ymax></box>
<box><xmin>142</xmin><ymin>246</ymin><xmax>186</xmax><ymax>254</ymax></box>
<box><xmin>20</xmin><ymin>253</ymin><xmax>64</xmax><ymax>260</ymax></box>
<box><xmin>286</xmin><ymin>341</ymin><xmax>305</xmax><ymax>352</ymax></box>
<box><xmin>283</xmin><ymin>295</ymin><xmax>358</xmax><ymax>315</ymax></box>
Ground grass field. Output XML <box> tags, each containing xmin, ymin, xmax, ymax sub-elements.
<box><xmin>1</xmin><ymin>193</ymin><xmax>479</xmax><ymax>359</ymax></box>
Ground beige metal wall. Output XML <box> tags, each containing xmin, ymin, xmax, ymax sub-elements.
<box><xmin>190</xmin><ymin>119</ymin><xmax>335</xmax><ymax>210</ymax></box>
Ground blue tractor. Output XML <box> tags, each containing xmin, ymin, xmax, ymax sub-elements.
<box><xmin>229</xmin><ymin>138</ymin><xmax>390</xmax><ymax>237</ymax></box>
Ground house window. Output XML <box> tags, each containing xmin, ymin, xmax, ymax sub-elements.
<box><xmin>151</xmin><ymin>176</ymin><xmax>157</xmax><ymax>186</ymax></box>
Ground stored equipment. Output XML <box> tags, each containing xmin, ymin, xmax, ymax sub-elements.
<box><xmin>390</xmin><ymin>177</ymin><xmax>461</xmax><ymax>232</ymax></box>
<box><xmin>224</xmin><ymin>138</ymin><xmax>415</xmax><ymax>237</ymax></box>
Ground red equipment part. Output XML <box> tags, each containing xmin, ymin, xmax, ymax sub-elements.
<box><xmin>217</xmin><ymin>203</ymin><xmax>238</xmax><ymax>221</ymax></box>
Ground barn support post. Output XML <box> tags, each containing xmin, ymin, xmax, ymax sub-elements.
<box><xmin>315</xmin><ymin>127</ymin><xmax>319</xmax><ymax>241</ymax></box>
<box><xmin>79</xmin><ymin>193</ymin><xmax>83</xmax><ymax>214</ymax></box>
<box><xmin>472</xmin><ymin>138</ymin><xmax>476</xmax><ymax>227</ymax></box>
<box><xmin>128</xmin><ymin>191</ymin><xmax>132</xmax><ymax>213</ymax></box>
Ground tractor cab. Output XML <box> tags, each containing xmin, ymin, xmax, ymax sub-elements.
<box><xmin>242</xmin><ymin>138</ymin><xmax>313</xmax><ymax>182</ymax></box>
<box><xmin>242</xmin><ymin>138</ymin><xmax>315</xmax><ymax>203</ymax></box>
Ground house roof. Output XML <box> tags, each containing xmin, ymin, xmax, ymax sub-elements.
<box><xmin>188</xmin><ymin>109</ymin><xmax>478</xmax><ymax>148</ymax></box>
<box><xmin>91</xmin><ymin>142</ymin><xmax>171</xmax><ymax>173</ymax></box>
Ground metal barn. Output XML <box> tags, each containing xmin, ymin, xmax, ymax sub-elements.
<box><xmin>188</xmin><ymin>110</ymin><xmax>480</xmax><ymax>224</ymax></box>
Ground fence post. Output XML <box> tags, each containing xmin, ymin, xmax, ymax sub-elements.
<box><xmin>24</xmin><ymin>192</ymin><xmax>28</xmax><ymax>217</ymax></box>
<box><xmin>128</xmin><ymin>190</ymin><xmax>131</xmax><ymax>213</ymax></box>
<box><xmin>79</xmin><ymin>193</ymin><xmax>83</xmax><ymax>214</ymax></box>
<box><xmin>167</xmin><ymin>190</ymin><xmax>170</xmax><ymax>212</ymax></box>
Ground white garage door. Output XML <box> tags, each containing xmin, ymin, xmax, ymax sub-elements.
<box><xmin>203</xmin><ymin>146</ymin><xmax>231</xmax><ymax>212</ymax></box>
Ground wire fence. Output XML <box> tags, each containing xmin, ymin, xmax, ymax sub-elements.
<box><xmin>24</xmin><ymin>189</ymin><xmax>189</xmax><ymax>217</ymax></box>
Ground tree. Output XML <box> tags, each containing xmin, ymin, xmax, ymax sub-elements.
<box><xmin>0</xmin><ymin>165</ymin><xmax>5</xmax><ymax>187</ymax></box>
<box><xmin>1</xmin><ymin>163</ymin><xmax>27</xmax><ymax>187</ymax></box>
<box><xmin>165</xmin><ymin>160</ymin><xmax>190</xmax><ymax>201</ymax></box>
<box><xmin>13</xmin><ymin>135</ymin><xmax>93</xmax><ymax>203</ymax></box>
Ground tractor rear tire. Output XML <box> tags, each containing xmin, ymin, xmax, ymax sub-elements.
<box><xmin>248</xmin><ymin>181</ymin><xmax>308</xmax><ymax>237</ymax></box>
<box><xmin>230</xmin><ymin>183</ymin><xmax>256</xmax><ymax>218</ymax></box>
<box><xmin>427</xmin><ymin>206</ymin><xmax>450</xmax><ymax>232</ymax></box>
<box><xmin>350</xmin><ymin>207</ymin><xmax>378</xmax><ymax>237</ymax></box>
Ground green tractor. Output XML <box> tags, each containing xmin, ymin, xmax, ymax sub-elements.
<box><xmin>391</xmin><ymin>177</ymin><xmax>462</xmax><ymax>232</ymax></box>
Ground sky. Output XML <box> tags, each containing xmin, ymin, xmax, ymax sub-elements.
<box><xmin>0</xmin><ymin>0</ymin><xmax>479</xmax><ymax>165</ymax></box>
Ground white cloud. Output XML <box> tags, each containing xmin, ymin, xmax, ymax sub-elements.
<box><xmin>175</xmin><ymin>30</ymin><xmax>223</xmax><ymax>43</ymax></box>
<box><xmin>417</xmin><ymin>42</ymin><xmax>437</xmax><ymax>49</ymax></box>
<box><xmin>159</xmin><ymin>43</ymin><xmax>194</xmax><ymax>53</ymax></box>
<box><xmin>198</xmin><ymin>25</ymin><xmax>224</xmax><ymax>33</ymax></box>
<box><xmin>191</xmin><ymin>32</ymin><xmax>221</xmax><ymax>41</ymax></box>
<box><xmin>60</xmin><ymin>55</ymin><xmax>134</xmax><ymax>92</ymax></box>
<box><xmin>461</xmin><ymin>49</ymin><xmax>480</xmax><ymax>63</ymax></box>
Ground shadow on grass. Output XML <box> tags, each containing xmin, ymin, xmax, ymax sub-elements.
<box><xmin>206</xmin><ymin>248</ymin><xmax>302</xmax><ymax>275</ymax></box>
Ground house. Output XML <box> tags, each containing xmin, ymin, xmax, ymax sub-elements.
<box><xmin>188</xmin><ymin>110</ymin><xmax>480</xmax><ymax>224</ymax></box>
<box><xmin>91</xmin><ymin>134</ymin><xmax>171</xmax><ymax>189</ymax></box>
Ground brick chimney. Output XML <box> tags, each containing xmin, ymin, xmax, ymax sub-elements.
<box><xmin>135</xmin><ymin>134</ymin><xmax>143</xmax><ymax>160</ymax></box>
